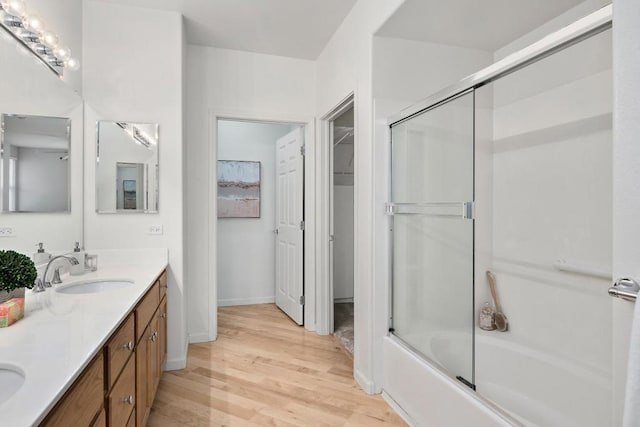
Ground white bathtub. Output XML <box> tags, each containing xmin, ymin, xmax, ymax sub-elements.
<box><xmin>434</xmin><ymin>331</ymin><xmax>612</xmax><ymax>426</ymax></box>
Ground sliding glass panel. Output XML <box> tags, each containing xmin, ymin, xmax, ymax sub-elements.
<box><xmin>391</xmin><ymin>91</ymin><xmax>474</xmax><ymax>385</ymax></box>
<box><xmin>474</xmin><ymin>28</ymin><xmax>612</xmax><ymax>427</ymax></box>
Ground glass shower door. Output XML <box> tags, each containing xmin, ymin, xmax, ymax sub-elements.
<box><xmin>390</xmin><ymin>90</ymin><xmax>475</xmax><ymax>385</ymax></box>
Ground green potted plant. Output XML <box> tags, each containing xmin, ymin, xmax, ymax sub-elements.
<box><xmin>0</xmin><ymin>250</ymin><xmax>37</xmax><ymax>304</ymax></box>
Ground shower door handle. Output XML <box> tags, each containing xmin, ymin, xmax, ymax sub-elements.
<box><xmin>385</xmin><ymin>202</ymin><xmax>474</xmax><ymax>219</ymax></box>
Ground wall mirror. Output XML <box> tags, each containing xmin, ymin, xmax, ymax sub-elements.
<box><xmin>1</xmin><ymin>114</ymin><xmax>71</xmax><ymax>213</ymax></box>
<box><xmin>0</xmin><ymin>23</ymin><xmax>83</xmax><ymax>254</ymax></box>
<box><xmin>96</xmin><ymin>121</ymin><xmax>159</xmax><ymax>213</ymax></box>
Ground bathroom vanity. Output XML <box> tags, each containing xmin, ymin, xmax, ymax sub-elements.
<box><xmin>0</xmin><ymin>249</ymin><xmax>168</xmax><ymax>426</ymax></box>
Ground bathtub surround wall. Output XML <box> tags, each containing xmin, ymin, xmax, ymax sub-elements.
<box><xmin>83</xmin><ymin>1</ymin><xmax>187</xmax><ymax>369</ymax></box>
<box><xmin>613</xmin><ymin>1</ymin><xmax>640</xmax><ymax>425</ymax></box>
<box><xmin>186</xmin><ymin>45</ymin><xmax>316</xmax><ymax>342</ymax></box>
<box><xmin>216</xmin><ymin>120</ymin><xmax>296</xmax><ymax>306</ymax></box>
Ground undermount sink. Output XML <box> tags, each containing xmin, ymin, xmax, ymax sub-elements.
<box><xmin>56</xmin><ymin>280</ymin><xmax>133</xmax><ymax>294</ymax></box>
<box><xmin>0</xmin><ymin>365</ymin><xmax>25</xmax><ymax>405</ymax></box>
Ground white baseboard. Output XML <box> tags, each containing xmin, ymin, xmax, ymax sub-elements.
<box><xmin>218</xmin><ymin>296</ymin><xmax>275</xmax><ymax>307</ymax></box>
<box><xmin>164</xmin><ymin>338</ymin><xmax>189</xmax><ymax>371</ymax></box>
<box><xmin>189</xmin><ymin>331</ymin><xmax>211</xmax><ymax>344</ymax></box>
<box><xmin>382</xmin><ymin>391</ymin><xmax>418</xmax><ymax>427</ymax></box>
<box><xmin>354</xmin><ymin>368</ymin><xmax>376</xmax><ymax>394</ymax></box>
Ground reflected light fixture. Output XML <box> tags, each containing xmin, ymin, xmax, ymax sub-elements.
<box><xmin>0</xmin><ymin>0</ymin><xmax>80</xmax><ymax>76</ymax></box>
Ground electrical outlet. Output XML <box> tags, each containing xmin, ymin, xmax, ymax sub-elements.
<box><xmin>148</xmin><ymin>225</ymin><xmax>163</xmax><ymax>235</ymax></box>
<box><xmin>0</xmin><ymin>227</ymin><xmax>15</xmax><ymax>237</ymax></box>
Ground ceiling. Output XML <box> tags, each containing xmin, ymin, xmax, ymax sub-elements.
<box><xmin>95</xmin><ymin>0</ymin><xmax>357</xmax><ymax>59</ymax></box>
<box><xmin>377</xmin><ymin>0</ymin><xmax>591</xmax><ymax>51</ymax></box>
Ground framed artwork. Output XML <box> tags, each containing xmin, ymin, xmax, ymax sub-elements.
<box><xmin>217</xmin><ymin>160</ymin><xmax>261</xmax><ymax>218</ymax></box>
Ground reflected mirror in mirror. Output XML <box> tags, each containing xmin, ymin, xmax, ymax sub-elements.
<box><xmin>96</xmin><ymin>121</ymin><xmax>159</xmax><ymax>213</ymax></box>
<box><xmin>0</xmin><ymin>114</ymin><xmax>71</xmax><ymax>213</ymax></box>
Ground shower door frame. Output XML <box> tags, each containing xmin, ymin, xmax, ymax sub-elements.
<box><xmin>387</xmin><ymin>5</ymin><xmax>612</xmax><ymax>129</ymax></box>
<box><xmin>386</xmin><ymin>0</ymin><xmax>613</xmax><ymax>392</ymax></box>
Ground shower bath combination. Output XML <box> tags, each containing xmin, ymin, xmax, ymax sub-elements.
<box><xmin>386</xmin><ymin>5</ymin><xmax>616</xmax><ymax>426</ymax></box>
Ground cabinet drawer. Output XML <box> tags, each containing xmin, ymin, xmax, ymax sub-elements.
<box><xmin>41</xmin><ymin>353</ymin><xmax>104</xmax><ymax>427</ymax></box>
<box><xmin>108</xmin><ymin>355</ymin><xmax>136</xmax><ymax>427</ymax></box>
<box><xmin>136</xmin><ymin>281</ymin><xmax>159</xmax><ymax>342</ymax></box>
<box><xmin>158</xmin><ymin>270</ymin><xmax>167</xmax><ymax>300</ymax></box>
<box><xmin>106</xmin><ymin>314</ymin><xmax>135</xmax><ymax>390</ymax></box>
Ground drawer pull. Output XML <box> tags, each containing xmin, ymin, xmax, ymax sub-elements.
<box><xmin>150</xmin><ymin>331</ymin><xmax>158</xmax><ymax>342</ymax></box>
<box><xmin>122</xmin><ymin>395</ymin><xmax>134</xmax><ymax>405</ymax></box>
<box><xmin>161</xmin><ymin>313</ymin><xmax>167</xmax><ymax>319</ymax></box>
<box><xmin>122</xmin><ymin>341</ymin><xmax>134</xmax><ymax>351</ymax></box>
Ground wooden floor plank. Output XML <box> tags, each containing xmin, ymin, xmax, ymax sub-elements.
<box><xmin>150</xmin><ymin>304</ymin><xmax>406</xmax><ymax>427</ymax></box>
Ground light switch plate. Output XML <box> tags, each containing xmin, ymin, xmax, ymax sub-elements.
<box><xmin>147</xmin><ymin>225</ymin><xmax>163</xmax><ymax>235</ymax></box>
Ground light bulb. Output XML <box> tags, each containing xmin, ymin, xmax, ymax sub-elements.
<box><xmin>65</xmin><ymin>57</ymin><xmax>79</xmax><ymax>71</ymax></box>
<box><xmin>41</xmin><ymin>30</ymin><xmax>58</xmax><ymax>48</ymax></box>
<box><xmin>56</xmin><ymin>46</ymin><xmax>70</xmax><ymax>60</ymax></box>
<box><xmin>24</xmin><ymin>15</ymin><xmax>43</xmax><ymax>32</ymax></box>
<box><xmin>6</xmin><ymin>0</ymin><xmax>25</xmax><ymax>16</ymax></box>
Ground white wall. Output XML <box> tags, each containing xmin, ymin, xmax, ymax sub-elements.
<box><xmin>185</xmin><ymin>45</ymin><xmax>315</xmax><ymax>342</ymax></box>
<box><xmin>315</xmin><ymin>0</ymin><xmax>405</xmax><ymax>393</ymax></box>
<box><xmin>333</xmin><ymin>186</ymin><xmax>354</xmax><ymax>301</ymax></box>
<box><xmin>29</xmin><ymin>0</ymin><xmax>83</xmax><ymax>93</ymax></box>
<box><xmin>0</xmin><ymin>31</ymin><xmax>83</xmax><ymax>255</ymax></box>
<box><xmin>216</xmin><ymin>120</ymin><xmax>294</xmax><ymax>306</ymax></box>
<box><xmin>83</xmin><ymin>1</ymin><xmax>186</xmax><ymax>370</ymax></box>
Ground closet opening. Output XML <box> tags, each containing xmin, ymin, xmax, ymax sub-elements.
<box><xmin>331</xmin><ymin>106</ymin><xmax>355</xmax><ymax>353</ymax></box>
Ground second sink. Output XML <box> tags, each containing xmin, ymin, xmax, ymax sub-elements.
<box><xmin>56</xmin><ymin>280</ymin><xmax>133</xmax><ymax>294</ymax></box>
<box><xmin>0</xmin><ymin>364</ymin><xmax>25</xmax><ymax>405</ymax></box>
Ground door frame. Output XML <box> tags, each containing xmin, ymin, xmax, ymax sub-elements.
<box><xmin>317</xmin><ymin>93</ymin><xmax>355</xmax><ymax>336</ymax></box>
<box><xmin>206</xmin><ymin>110</ymin><xmax>316</xmax><ymax>341</ymax></box>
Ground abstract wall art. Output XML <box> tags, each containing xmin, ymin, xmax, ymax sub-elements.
<box><xmin>217</xmin><ymin>160</ymin><xmax>261</xmax><ymax>218</ymax></box>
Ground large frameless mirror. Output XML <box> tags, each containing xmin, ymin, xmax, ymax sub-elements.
<box><xmin>96</xmin><ymin>121</ymin><xmax>159</xmax><ymax>213</ymax></box>
<box><xmin>0</xmin><ymin>114</ymin><xmax>71</xmax><ymax>213</ymax></box>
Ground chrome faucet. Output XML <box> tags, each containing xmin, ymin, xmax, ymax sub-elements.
<box><xmin>32</xmin><ymin>255</ymin><xmax>80</xmax><ymax>293</ymax></box>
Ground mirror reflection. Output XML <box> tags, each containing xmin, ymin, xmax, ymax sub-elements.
<box><xmin>1</xmin><ymin>114</ymin><xmax>71</xmax><ymax>213</ymax></box>
<box><xmin>96</xmin><ymin>121</ymin><xmax>159</xmax><ymax>213</ymax></box>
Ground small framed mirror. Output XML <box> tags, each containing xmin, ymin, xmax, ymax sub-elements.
<box><xmin>96</xmin><ymin>121</ymin><xmax>159</xmax><ymax>213</ymax></box>
<box><xmin>0</xmin><ymin>114</ymin><xmax>71</xmax><ymax>213</ymax></box>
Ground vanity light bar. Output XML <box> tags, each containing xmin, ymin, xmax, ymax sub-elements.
<box><xmin>0</xmin><ymin>0</ymin><xmax>79</xmax><ymax>77</ymax></box>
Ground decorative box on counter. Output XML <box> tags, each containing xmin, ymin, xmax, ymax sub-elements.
<box><xmin>0</xmin><ymin>297</ymin><xmax>25</xmax><ymax>328</ymax></box>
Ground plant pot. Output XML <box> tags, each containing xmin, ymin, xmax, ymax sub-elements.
<box><xmin>0</xmin><ymin>288</ymin><xmax>25</xmax><ymax>304</ymax></box>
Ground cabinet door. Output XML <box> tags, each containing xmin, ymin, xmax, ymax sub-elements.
<box><xmin>158</xmin><ymin>298</ymin><xmax>167</xmax><ymax>371</ymax></box>
<box><xmin>136</xmin><ymin>324</ymin><xmax>149</xmax><ymax>427</ymax></box>
<box><xmin>147</xmin><ymin>315</ymin><xmax>159</xmax><ymax>405</ymax></box>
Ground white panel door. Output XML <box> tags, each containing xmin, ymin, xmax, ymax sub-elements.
<box><xmin>275</xmin><ymin>127</ymin><xmax>304</xmax><ymax>324</ymax></box>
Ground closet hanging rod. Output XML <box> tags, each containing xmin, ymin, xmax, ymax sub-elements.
<box><xmin>334</xmin><ymin>131</ymin><xmax>353</xmax><ymax>147</ymax></box>
<box><xmin>388</xmin><ymin>4</ymin><xmax>612</xmax><ymax>127</ymax></box>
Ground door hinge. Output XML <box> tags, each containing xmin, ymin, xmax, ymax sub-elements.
<box><xmin>299</xmin><ymin>295</ymin><xmax>305</xmax><ymax>305</ymax></box>
<box><xmin>300</xmin><ymin>220</ymin><xmax>305</xmax><ymax>231</ymax></box>
<box><xmin>300</xmin><ymin>145</ymin><xmax>306</xmax><ymax>156</ymax></box>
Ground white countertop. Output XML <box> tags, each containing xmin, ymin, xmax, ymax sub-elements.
<box><xmin>0</xmin><ymin>248</ymin><xmax>168</xmax><ymax>427</ymax></box>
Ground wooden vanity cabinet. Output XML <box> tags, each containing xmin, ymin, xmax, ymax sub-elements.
<box><xmin>135</xmin><ymin>278</ymin><xmax>167</xmax><ymax>427</ymax></box>
<box><xmin>39</xmin><ymin>270</ymin><xmax>168</xmax><ymax>427</ymax></box>
<box><xmin>41</xmin><ymin>353</ymin><xmax>105</xmax><ymax>427</ymax></box>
